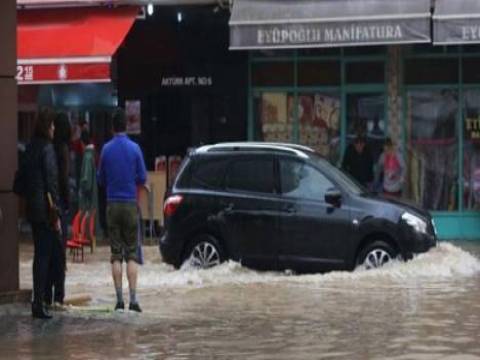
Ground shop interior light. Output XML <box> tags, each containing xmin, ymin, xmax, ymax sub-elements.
<box><xmin>147</xmin><ymin>3</ymin><xmax>154</xmax><ymax>16</ymax></box>
<box><xmin>177</xmin><ymin>11</ymin><xmax>183</xmax><ymax>23</ymax></box>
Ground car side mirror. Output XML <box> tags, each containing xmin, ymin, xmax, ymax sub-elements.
<box><xmin>325</xmin><ymin>188</ymin><xmax>342</xmax><ymax>207</ymax></box>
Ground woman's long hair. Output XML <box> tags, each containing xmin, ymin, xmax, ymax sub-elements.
<box><xmin>53</xmin><ymin>112</ymin><xmax>72</xmax><ymax>145</ymax></box>
<box><xmin>33</xmin><ymin>108</ymin><xmax>55</xmax><ymax>140</ymax></box>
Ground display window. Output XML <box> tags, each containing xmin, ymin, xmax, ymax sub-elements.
<box><xmin>254</xmin><ymin>92</ymin><xmax>294</xmax><ymax>143</ymax></box>
<box><xmin>463</xmin><ymin>90</ymin><xmax>480</xmax><ymax>210</ymax></box>
<box><xmin>405</xmin><ymin>90</ymin><xmax>458</xmax><ymax>211</ymax></box>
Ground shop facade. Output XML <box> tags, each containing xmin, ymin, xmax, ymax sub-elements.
<box><xmin>231</xmin><ymin>0</ymin><xmax>480</xmax><ymax>240</ymax></box>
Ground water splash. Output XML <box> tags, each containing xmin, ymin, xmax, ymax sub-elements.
<box><xmin>20</xmin><ymin>243</ymin><xmax>480</xmax><ymax>291</ymax></box>
<box><xmin>136</xmin><ymin>243</ymin><xmax>480</xmax><ymax>289</ymax></box>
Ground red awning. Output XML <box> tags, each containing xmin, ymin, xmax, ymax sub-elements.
<box><xmin>17</xmin><ymin>6</ymin><xmax>138</xmax><ymax>85</ymax></box>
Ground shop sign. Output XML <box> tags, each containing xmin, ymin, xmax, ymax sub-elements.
<box><xmin>230</xmin><ymin>19</ymin><xmax>430</xmax><ymax>49</ymax></box>
<box><xmin>16</xmin><ymin>65</ymin><xmax>34</xmax><ymax>82</ymax></box>
<box><xmin>465</xmin><ymin>117</ymin><xmax>480</xmax><ymax>140</ymax></box>
<box><xmin>161</xmin><ymin>76</ymin><xmax>213</xmax><ymax>87</ymax></box>
<box><xmin>16</xmin><ymin>63</ymin><xmax>110</xmax><ymax>85</ymax></box>
<box><xmin>256</xmin><ymin>24</ymin><xmax>403</xmax><ymax>46</ymax></box>
<box><xmin>435</xmin><ymin>22</ymin><xmax>480</xmax><ymax>45</ymax></box>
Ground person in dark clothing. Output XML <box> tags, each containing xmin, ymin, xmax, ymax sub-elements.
<box><xmin>23</xmin><ymin>109</ymin><xmax>61</xmax><ymax>319</ymax></box>
<box><xmin>45</xmin><ymin>112</ymin><xmax>71</xmax><ymax>308</ymax></box>
<box><xmin>342</xmin><ymin>135</ymin><xmax>374</xmax><ymax>188</ymax></box>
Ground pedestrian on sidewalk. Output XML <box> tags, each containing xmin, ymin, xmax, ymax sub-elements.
<box><xmin>45</xmin><ymin>112</ymin><xmax>71</xmax><ymax>309</ymax></box>
<box><xmin>23</xmin><ymin>109</ymin><xmax>61</xmax><ymax>319</ymax></box>
<box><xmin>78</xmin><ymin>130</ymin><xmax>100</xmax><ymax>247</ymax></box>
<box><xmin>97</xmin><ymin>108</ymin><xmax>147</xmax><ymax>313</ymax></box>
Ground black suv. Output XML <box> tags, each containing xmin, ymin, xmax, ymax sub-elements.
<box><xmin>160</xmin><ymin>142</ymin><xmax>437</xmax><ymax>273</ymax></box>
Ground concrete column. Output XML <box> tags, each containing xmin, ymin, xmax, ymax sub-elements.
<box><xmin>0</xmin><ymin>0</ymin><xmax>19</xmax><ymax>294</ymax></box>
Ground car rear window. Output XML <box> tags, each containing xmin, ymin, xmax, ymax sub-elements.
<box><xmin>183</xmin><ymin>157</ymin><xmax>229</xmax><ymax>190</ymax></box>
<box><xmin>225</xmin><ymin>158</ymin><xmax>275</xmax><ymax>194</ymax></box>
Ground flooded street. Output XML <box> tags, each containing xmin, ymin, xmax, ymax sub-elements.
<box><xmin>1</xmin><ymin>242</ymin><xmax>480</xmax><ymax>359</ymax></box>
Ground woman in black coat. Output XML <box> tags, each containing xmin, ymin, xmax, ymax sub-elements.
<box><xmin>24</xmin><ymin>109</ymin><xmax>61</xmax><ymax>319</ymax></box>
<box><xmin>44</xmin><ymin>112</ymin><xmax>71</xmax><ymax>308</ymax></box>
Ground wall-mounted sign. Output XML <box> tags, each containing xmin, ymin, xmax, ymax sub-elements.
<box><xmin>229</xmin><ymin>0</ymin><xmax>431</xmax><ymax>50</ymax></box>
<box><xmin>161</xmin><ymin>76</ymin><xmax>213</xmax><ymax>87</ymax></box>
<box><xmin>465</xmin><ymin>117</ymin><xmax>480</xmax><ymax>140</ymax></box>
<box><xmin>16</xmin><ymin>63</ymin><xmax>110</xmax><ymax>85</ymax></box>
<box><xmin>231</xmin><ymin>20</ymin><xmax>430</xmax><ymax>49</ymax></box>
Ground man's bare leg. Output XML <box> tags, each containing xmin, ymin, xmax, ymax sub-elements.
<box><xmin>127</xmin><ymin>260</ymin><xmax>141</xmax><ymax>311</ymax></box>
<box><xmin>112</xmin><ymin>261</ymin><xmax>124</xmax><ymax>309</ymax></box>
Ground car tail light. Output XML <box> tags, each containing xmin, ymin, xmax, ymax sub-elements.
<box><xmin>164</xmin><ymin>195</ymin><xmax>183</xmax><ymax>217</ymax></box>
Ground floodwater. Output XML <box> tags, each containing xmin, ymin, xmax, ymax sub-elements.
<box><xmin>1</xmin><ymin>242</ymin><xmax>480</xmax><ymax>359</ymax></box>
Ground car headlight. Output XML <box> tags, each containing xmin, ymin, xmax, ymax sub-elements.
<box><xmin>401</xmin><ymin>212</ymin><xmax>428</xmax><ymax>234</ymax></box>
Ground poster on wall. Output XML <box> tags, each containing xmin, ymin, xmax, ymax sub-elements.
<box><xmin>126</xmin><ymin>100</ymin><xmax>141</xmax><ymax>135</ymax></box>
<box><xmin>261</xmin><ymin>93</ymin><xmax>292</xmax><ymax>142</ymax></box>
<box><xmin>298</xmin><ymin>94</ymin><xmax>340</xmax><ymax>158</ymax></box>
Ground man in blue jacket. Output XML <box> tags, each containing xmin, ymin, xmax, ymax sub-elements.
<box><xmin>98</xmin><ymin>108</ymin><xmax>147</xmax><ymax>312</ymax></box>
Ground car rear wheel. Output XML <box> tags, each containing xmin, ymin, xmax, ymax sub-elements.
<box><xmin>356</xmin><ymin>240</ymin><xmax>398</xmax><ymax>270</ymax></box>
<box><xmin>183</xmin><ymin>234</ymin><xmax>225</xmax><ymax>269</ymax></box>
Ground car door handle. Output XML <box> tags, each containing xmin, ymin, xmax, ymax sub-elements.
<box><xmin>282</xmin><ymin>205</ymin><xmax>296</xmax><ymax>214</ymax></box>
<box><xmin>224</xmin><ymin>203</ymin><xmax>234</xmax><ymax>212</ymax></box>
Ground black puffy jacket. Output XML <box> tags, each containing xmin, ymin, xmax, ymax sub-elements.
<box><xmin>24</xmin><ymin>137</ymin><xmax>60</xmax><ymax>224</ymax></box>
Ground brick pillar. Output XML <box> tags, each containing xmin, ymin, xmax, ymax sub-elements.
<box><xmin>0</xmin><ymin>0</ymin><xmax>19</xmax><ymax>294</ymax></box>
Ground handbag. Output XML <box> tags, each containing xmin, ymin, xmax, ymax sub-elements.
<box><xmin>47</xmin><ymin>192</ymin><xmax>61</xmax><ymax>234</ymax></box>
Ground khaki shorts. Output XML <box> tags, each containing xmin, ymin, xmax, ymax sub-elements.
<box><xmin>107</xmin><ymin>202</ymin><xmax>138</xmax><ymax>263</ymax></box>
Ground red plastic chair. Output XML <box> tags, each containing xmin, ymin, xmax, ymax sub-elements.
<box><xmin>88</xmin><ymin>209</ymin><xmax>96</xmax><ymax>253</ymax></box>
<box><xmin>76</xmin><ymin>210</ymin><xmax>95</xmax><ymax>253</ymax></box>
<box><xmin>66</xmin><ymin>211</ymin><xmax>84</xmax><ymax>262</ymax></box>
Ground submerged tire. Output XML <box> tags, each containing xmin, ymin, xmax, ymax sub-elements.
<box><xmin>356</xmin><ymin>240</ymin><xmax>398</xmax><ymax>270</ymax></box>
<box><xmin>182</xmin><ymin>234</ymin><xmax>225</xmax><ymax>269</ymax></box>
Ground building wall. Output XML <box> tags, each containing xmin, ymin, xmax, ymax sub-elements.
<box><xmin>0</xmin><ymin>0</ymin><xmax>19</xmax><ymax>293</ymax></box>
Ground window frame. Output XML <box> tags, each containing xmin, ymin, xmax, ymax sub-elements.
<box><xmin>224</xmin><ymin>155</ymin><xmax>278</xmax><ymax>196</ymax></box>
<box><xmin>278</xmin><ymin>156</ymin><xmax>335</xmax><ymax>202</ymax></box>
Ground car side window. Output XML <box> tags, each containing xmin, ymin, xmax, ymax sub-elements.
<box><xmin>280</xmin><ymin>159</ymin><xmax>334</xmax><ymax>200</ymax></box>
<box><xmin>225</xmin><ymin>158</ymin><xmax>275</xmax><ymax>194</ymax></box>
<box><xmin>189</xmin><ymin>158</ymin><xmax>228</xmax><ymax>190</ymax></box>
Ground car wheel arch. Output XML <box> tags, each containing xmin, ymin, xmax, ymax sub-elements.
<box><xmin>353</xmin><ymin>232</ymin><xmax>400</xmax><ymax>269</ymax></box>
<box><xmin>180</xmin><ymin>230</ymin><xmax>227</xmax><ymax>266</ymax></box>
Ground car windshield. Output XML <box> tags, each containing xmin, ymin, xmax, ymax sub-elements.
<box><xmin>308</xmin><ymin>152</ymin><xmax>367</xmax><ymax>196</ymax></box>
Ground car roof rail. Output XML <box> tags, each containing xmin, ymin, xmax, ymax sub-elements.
<box><xmin>196</xmin><ymin>142</ymin><xmax>312</xmax><ymax>159</ymax></box>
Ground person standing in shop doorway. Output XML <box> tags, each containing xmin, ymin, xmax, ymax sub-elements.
<box><xmin>97</xmin><ymin>108</ymin><xmax>147</xmax><ymax>313</ymax></box>
<box><xmin>342</xmin><ymin>134</ymin><xmax>374</xmax><ymax>189</ymax></box>
<box><xmin>376</xmin><ymin>138</ymin><xmax>405</xmax><ymax>197</ymax></box>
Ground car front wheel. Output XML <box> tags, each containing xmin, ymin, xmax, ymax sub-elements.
<box><xmin>182</xmin><ymin>234</ymin><xmax>224</xmax><ymax>269</ymax></box>
<box><xmin>356</xmin><ymin>240</ymin><xmax>398</xmax><ymax>270</ymax></box>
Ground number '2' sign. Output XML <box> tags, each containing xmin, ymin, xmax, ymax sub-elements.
<box><xmin>16</xmin><ymin>65</ymin><xmax>34</xmax><ymax>82</ymax></box>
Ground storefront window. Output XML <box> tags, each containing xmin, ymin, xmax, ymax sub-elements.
<box><xmin>405</xmin><ymin>58</ymin><xmax>459</xmax><ymax>85</ymax></box>
<box><xmin>253</xmin><ymin>92</ymin><xmax>294</xmax><ymax>143</ymax></box>
<box><xmin>462</xmin><ymin>57</ymin><xmax>480</xmax><ymax>84</ymax></box>
<box><xmin>298</xmin><ymin>93</ymin><xmax>340</xmax><ymax>162</ymax></box>
<box><xmin>298</xmin><ymin>61</ymin><xmax>340</xmax><ymax>86</ymax></box>
<box><xmin>405</xmin><ymin>90</ymin><xmax>458</xmax><ymax>210</ymax></box>
<box><xmin>346</xmin><ymin>62</ymin><xmax>384</xmax><ymax>84</ymax></box>
<box><xmin>252</xmin><ymin>62</ymin><xmax>294</xmax><ymax>87</ymax></box>
<box><xmin>463</xmin><ymin>90</ymin><xmax>480</xmax><ymax>210</ymax></box>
